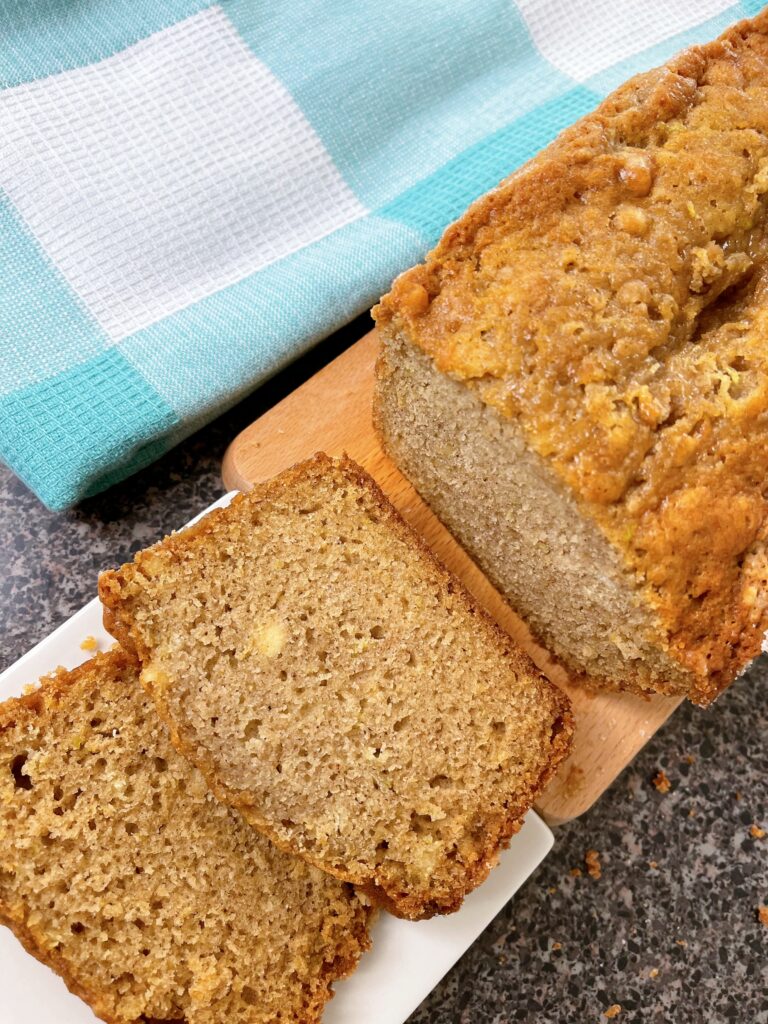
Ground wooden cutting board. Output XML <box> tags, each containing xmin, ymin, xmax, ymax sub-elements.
<box><xmin>223</xmin><ymin>329</ymin><xmax>682</xmax><ymax>826</ymax></box>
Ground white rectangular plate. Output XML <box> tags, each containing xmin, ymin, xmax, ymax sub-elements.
<box><xmin>0</xmin><ymin>494</ymin><xmax>553</xmax><ymax>1024</ymax></box>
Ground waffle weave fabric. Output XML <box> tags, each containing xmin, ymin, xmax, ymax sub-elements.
<box><xmin>0</xmin><ymin>0</ymin><xmax>758</xmax><ymax>509</ymax></box>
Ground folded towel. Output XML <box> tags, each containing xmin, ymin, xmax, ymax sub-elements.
<box><xmin>0</xmin><ymin>0</ymin><xmax>755</xmax><ymax>509</ymax></box>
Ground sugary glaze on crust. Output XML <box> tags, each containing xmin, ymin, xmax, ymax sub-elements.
<box><xmin>374</xmin><ymin>12</ymin><xmax>768</xmax><ymax>703</ymax></box>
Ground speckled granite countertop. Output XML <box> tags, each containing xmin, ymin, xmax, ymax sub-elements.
<box><xmin>1</xmin><ymin>318</ymin><xmax>766</xmax><ymax>1024</ymax></box>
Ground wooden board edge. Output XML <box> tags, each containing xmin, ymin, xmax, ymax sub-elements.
<box><xmin>223</xmin><ymin>332</ymin><xmax>380</xmax><ymax>493</ymax></box>
<box><xmin>535</xmin><ymin>692</ymin><xmax>682</xmax><ymax>825</ymax></box>
<box><xmin>222</xmin><ymin>442</ymin><xmax>255</xmax><ymax>493</ymax></box>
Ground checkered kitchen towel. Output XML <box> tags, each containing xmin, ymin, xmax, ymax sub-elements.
<box><xmin>0</xmin><ymin>0</ymin><xmax>761</xmax><ymax>509</ymax></box>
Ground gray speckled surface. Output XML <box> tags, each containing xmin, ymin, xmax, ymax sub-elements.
<box><xmin>1</xmin><ymin>318</ymin><xmax>766</xmax><ymax>1024</ymax></box>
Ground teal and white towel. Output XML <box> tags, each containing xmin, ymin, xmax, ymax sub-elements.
<box><xmin>0</xmin><ymin>0</ymin><xmax>760</xmax><ymax>509</ymax></box>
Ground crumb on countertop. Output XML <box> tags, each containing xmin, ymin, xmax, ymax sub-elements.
<box><xmin>676</xmin><ymin>939</ymin><xmax>687</xmax><ymax>947</ymax></box>
<box><xmin>562</xmin><ymin>764</ymin><xmax>586</xmax><ymax>798</ymax></box>
<box><xmin>547</xmin><ymin>886</ymin><xmax>558</xmax><ymax>895</ymax></box>
<box><xmin>604</xmin><ymin>1004</ymin><xmax>622</xmax><ymax>1019</ymax></box>
<box><xmin>683</xmin><ymin>754</ymin><xmax>696</xmax><ymax>765</ymax></box>
<box><xmin>570</xmin><ymin>866</ymin><xmax>582</xmax><ymax>878</ymax></box>
<box><xmin>652</xmin><ymin>770</ymin><xmax>672</xmax><ymax>794</ymax></box>
<box><xmin>758</xmin><ymin>906</ymin><xmax>768</xmax><ymax>927</ymax></box>
<box><xmin>551</xmin><ymin>941</ymin><xmax>562</xmax><ymax>951</ymax></box>
<box><xmin>585</xmin><ymin>849</ymin><xmax>602</xmax><ymax>880</ymax></box>
<box><xmin>750</xmin><ymin>824</ymin><xmax>766</xmax><ymax>839</ymax></box>
<box><xmin>648</xmin><ymin>860</ymin><xmax>659</xmax><ymax>869</ymax></box>
<box><xmin>648</xmin><ymin>967</ymin><xmax>659</xmax><ymax>979</ymax></box>
<box><xmin>735</xmin><ymin>791</ymin><xmax>744</xmax><ymax>801</ymax></box>
<box><xmin>80</xmin><ymin>635</ymin><xmax>98</xmax><ymax>652</ymax></box>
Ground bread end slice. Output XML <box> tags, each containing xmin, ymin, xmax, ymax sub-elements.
<box><xmin>373</xmin><ymin>329</ymin><xmax>703</xmax><ymax>702</ymax></box>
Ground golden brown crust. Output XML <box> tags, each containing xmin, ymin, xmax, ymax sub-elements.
<box><xmin>300</xmin><ymin>898</ymin><xmax>373</xmax><ymax>1024</ymax></box>
<box><xmin>0</xmin><ymin>653</ymin><xmax>119</xmax><ymax>731</ymax></box>
<box><xmin>99</xmin><ymin>453</ymin><xmax>573</xmax><ymax>919</ymax></box>
<box><xmin>375</xmin><ymin>12</ymin><xmax>768</xmax><ymax>704</ymax></box>
<box><xmin>0</xmin><ymin>906</ymin><xmax>124</xmax><ymax>1024</ymax></box>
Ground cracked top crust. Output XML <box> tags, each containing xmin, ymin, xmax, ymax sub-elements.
<box><xmin>374</xmin><ymin>11</ymin><xmax>768</xmax><ymax>702</ymax></box>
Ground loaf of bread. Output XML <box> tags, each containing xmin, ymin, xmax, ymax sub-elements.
<box><xmin>99</xmin><ymin>454</ymin><xmax>572</xmax><ymax>920</ymax></box>
<box><xmin>373</xmin><ymin>11</ymin><xmax>768</xmax><ymax>706</ymax></box>
<box><xmin>0</xmin><ymin>650</ymin><xmax>372</xmax><ymax>1024</ymax></box>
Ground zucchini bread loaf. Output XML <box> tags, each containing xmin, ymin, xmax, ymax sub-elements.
<box><xmin>99</xmin><ymin>454</ymin><xmax>572</xmax><ymax>920</ymax></box>
<box><xmin>0</xmin><ymin>650</ymin><xmax>372</xmax><ymax>1024</ymax></box>
<box><xmin>373</xmin><ymin>11</ymin><xmax>768</xmax><ymax>706</ymax></box>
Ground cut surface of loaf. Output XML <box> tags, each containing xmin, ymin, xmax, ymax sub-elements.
<box><xmin>99</xmin><ymin>454</ymin><xmax>572</xmax><ymax>920</ymax></box>
<box><xmin>374</xmin><ymin>11</ymin><xmax>768</xmax><ymax>705</ymax></box>
<box><xmin>0</xmin><ymin>649</ymin><xmax>371</xmax><ymax>1024</ymax></box>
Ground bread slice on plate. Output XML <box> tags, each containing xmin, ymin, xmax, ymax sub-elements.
<box><xmin>99</xmin><ymin>453</ymin><xmax>572</xmax><ymax>920</ymax></box>
<box><xmin>373</xmin><ymin>10</ymin><xmax>768</xmax><ymax>706</ymax></box>
<box><xmin>0</xmin><ymin>649</ymin><xmax>372</xmax><ymax>1024</ymax></box>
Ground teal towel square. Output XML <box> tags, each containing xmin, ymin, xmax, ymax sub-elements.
<box><xmin>0</xmin><ymin>0</ymin><xmax>756</xmax><ymax>508</ymax></box>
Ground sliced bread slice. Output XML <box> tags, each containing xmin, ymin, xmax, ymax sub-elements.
<box><xmin>0</xmin><ymin>649</ymin><xmax>372</xmax><ymax>1024</ymax></box>
<box><xmin>99</xmin><ymin>454</ymin><xmax>572</xmax><ymax>920</ymax></box>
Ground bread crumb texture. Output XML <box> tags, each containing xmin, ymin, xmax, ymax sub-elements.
<box><xmin>0</xmin><ymin>651</ymin><xmax>371</xmax><ymax>1024</ymax></box>
<box><xmin>652</xmin><ymin>769</ymin><xmax>672</xmax><ymax>794</ymax></box>
<box><xmin>585</xmin><ymin>849</ymin><xmax>602</xmax><ymax>880</ymax></box>
<box><xmin>758</xmin><ymin>905</ymin><xmax>768</xmax><ymax>926</ymax></box>
<box><xmin>99</xmin><ymin>454</ymin><xmax>572</xmax><ymax>920</ymax></box>
<box><xmin>375</xmin><ymin>12</ymin><xmax>768</xmax><ymax>702</ymax></box>
<box><xmin>604</xmin><ymin>1005</ymin><xmax>622</xmax><ymax>1019</ymax></box>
